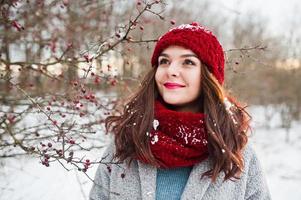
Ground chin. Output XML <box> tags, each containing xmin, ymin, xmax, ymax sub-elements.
<box><xmin>162</xmin><ymin>96</ymin><xmax>186</xmax><ymax>106</ymax></box>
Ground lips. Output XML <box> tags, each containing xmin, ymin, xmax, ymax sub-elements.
<box><xmin>163</xmin><ymin>82</ymin><xmax>185</xmax><ymax>89</ymax></box>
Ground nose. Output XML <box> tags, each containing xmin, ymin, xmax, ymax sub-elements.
<box><xmin>167</xmin><ymin>60</ymin><xmax>180</xmax><ymax>77</ymax></box>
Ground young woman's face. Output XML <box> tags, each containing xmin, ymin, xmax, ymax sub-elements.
<box><xmin>155</xmin><ymin>45</ymin><xmax>202</xmax><ymax>111</ymax></box>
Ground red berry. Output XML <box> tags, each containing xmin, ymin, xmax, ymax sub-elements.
<box><xmin>94</xmin><ymin>77</ymin><xmax>100</xmax><ymax>84</ymax></box>
<box><xmin>83</xmin><ymin>54</ymin><xmax>90</xmax><ymax>62</ymax></box>
<box><xmin>12</xmin><ymin>20</ymin><xmax>24</xmax><ymax>31</ymax></box>
<box><xmin>7</xmin><ymin>115</ymin><xmax>15</xmax><ymax>123</ymax></box>
<box><xmin>67</xmin><ymin>42</ymin><xmax>73</xmax><ymax>49</ymax></box>
<box><xmin>69</xmin><ymin>139</ymin><xmax>75</xmax><ymax>144</ymax></box>
<box><xmin>110</xmin><ymin>79</ymin><xmax>117</xmax><ymax>86</ymax></box>
<box><xmin>56</xmin><ymin>149</ymin><xmax>63</xmax><ymax>156</ymax></box>
<box><xmin>131</xmin><ymin>21</ymin><xmax>137</xmax><ymax>26</ymax></box>
<box><xmin>50</xmin><ymin>40</ymin><xmax>56</xmax><ymax>53</ymax></box>
<box><xmin>107</xmin><ymin>166</ymin><xmax>112</xmax><ymax>173</ymax></box>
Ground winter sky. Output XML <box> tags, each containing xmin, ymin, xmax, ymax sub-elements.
<box><xmin>213</xmin><ymin>0</ymin><xmax>301</xmax><ymax>37</ymax></box>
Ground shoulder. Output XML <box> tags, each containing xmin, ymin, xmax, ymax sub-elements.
<box><xmin>91</xmin><ymin>139</ymin><xmax>119</xmax><ymax>185</ymax></box>
<box><xmin>242</xmin><ymin>142</ymin><xmax>262</xmax><ymax>173</ymax></box>
<box><xmin>242</xmin><ymin>143</ymin><xmax>257</xmax><ymax>160</ymax></box>
<box><xmin>100</xmin><ymin>140</ymin><xmax>117</xmax><ymax>162</ymax></box>
<box><xmin>89</xmin><ymin>140</ymin><xmax>117</xmax><ymax>200</ymax></box>
<box><xmin>95</xmin><ymin>139</ymin><xmax>128</xmax><ymax>170</ymax></box>
<box><xmin>241</xmin><ymin>143</ymin><xmax>272</xmax><ymax>199</ymax></box>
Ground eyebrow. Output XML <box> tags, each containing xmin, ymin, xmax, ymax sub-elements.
<box><xmin>159</xmin><ymin>53</ymin><xmax>198</xmax><ymax>59</ymax></box>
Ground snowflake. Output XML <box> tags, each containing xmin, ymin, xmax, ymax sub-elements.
<box><xmin>184</xmin><ymin>135</ymin><xmax>188</xmax><ymax>144</ymax></box>
<box><xmin>151</xmin><ymin>135</ymin><xmax>159</xmax><ymax>145</ymax></box>
<box><xmin>224</xmin><ymin>97</ymin><xmax>233</xmax><ymax>111</ymax></box>
<box><xmin>191</xmin><ymin>138</ymin><xmax>201</xmax><ymax>144</ymax></box>
<box><xmin>169</xmin><ymin>24</ymin><xmax>210</xmax><ymax>33</ymax></box>
<box><xmin>223</xmin><ymin>97</ymin><xmax>238</xmax><ymax>125</ymax></box>
<box><xmin>153</xmin><ymin>119</ymin><xmax>159</xmax><ymax>130</ymax></box>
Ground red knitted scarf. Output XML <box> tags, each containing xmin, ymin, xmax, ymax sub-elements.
<box><xmin>138</xmin><ymin>100</ymin><xmax>209</xmax><ymax>169</ymax></box>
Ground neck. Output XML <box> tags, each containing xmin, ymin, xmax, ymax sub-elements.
<box><xmin>159</xmin><ymin>98</ymin><xmax>204</xmax><ymax>113</ymax></box>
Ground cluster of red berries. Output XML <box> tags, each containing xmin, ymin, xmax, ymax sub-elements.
<box><xmin>83</xmin><ymin>159</ymin><xmax>91</xmax><ymax>172</ymax></box>
<box><xmin>41</xmin><ymin>154</ymin><xmax>50</xmax><ymax>167</ymax></box>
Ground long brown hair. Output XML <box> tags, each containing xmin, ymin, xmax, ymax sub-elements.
<box><xmin>105</xmin><ymin>64</ymin><xmax>251</xmax><ymax>182</ymax></box>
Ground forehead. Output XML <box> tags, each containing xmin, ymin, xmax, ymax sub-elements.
<box><xmin>160</xmin><ymin>45</ymin><xmax>197</xmax><ymax>58</ymax></box>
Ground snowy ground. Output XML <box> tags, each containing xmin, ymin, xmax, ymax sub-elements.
<box><xmin>248</xmin><ymin>106</ymin><xmax>301</xmax><ymax>200</ymax></box>
<box><xmin>0</xmin><ymin>106</ymin><xmax>301</xmax><ymax>200</ymax></box>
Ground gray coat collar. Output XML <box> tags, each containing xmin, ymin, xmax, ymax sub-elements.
<box><xmin>137</xmin><ymin>158</ymin><xmax>213</xmax><ymax>200</ymax></box>
<box><xmin>137</xmin><ymin>160</ymin><xmax>157</xmax><ymax>200</ymax></box>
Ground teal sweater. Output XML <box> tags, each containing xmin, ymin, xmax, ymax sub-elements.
<box><xmin>156</xmin><ymin>166</ymin><xmax>193</xmax><ymax>200</ymax></box>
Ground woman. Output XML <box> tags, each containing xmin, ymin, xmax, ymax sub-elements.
<box><xmin>89</xmin><ymin>22</ymin><xmax>271</xmax><ymax>200</ymax></box>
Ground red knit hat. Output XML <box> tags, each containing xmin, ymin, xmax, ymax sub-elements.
<box><xmin>151</xmin><ymin>22</ymin><xmax>225</xmax><ymax>85</ymax></box>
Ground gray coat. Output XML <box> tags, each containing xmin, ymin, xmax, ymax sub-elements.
<box><xmin>89</xmin><ymin>142</ymin><xmax>271</xmax><ymax>200</ymax></box>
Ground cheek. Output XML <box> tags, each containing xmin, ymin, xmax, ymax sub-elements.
<box><xmin>155</xmin><ymin>68</ymin><xmax>163</xmax><ymax>85</ymax></box>
<box><xmin>192</xmin><ymin>74</ymin><xmax>201</xmax><ymax>87</ymax></box>
<box><xmin>188</xmin><ymin>70</ymin><xmax>201</xmax><ymax>90</ymax></box>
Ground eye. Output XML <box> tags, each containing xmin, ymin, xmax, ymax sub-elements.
<box><xmin>158</xmin><ymin>58</ymin><xmax>169</xmax><ymax>65</ymax></box>
<box><xmin>183</xmin><ymin>59</ymin><xmax>196</xmax><ymax>66</ymax></box>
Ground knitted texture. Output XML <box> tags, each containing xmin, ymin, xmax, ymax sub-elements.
<box><xmin>156</xmin><ymin>166</ymin><xmax>193</xmax><ymax>200</ymax></box>
<box><xmin>138</xmin><ymin>100</ymin><xmax>209</xmax><ymax>168</ymax></box>
<box><xmin>151</xmin><ymin>22</ymin><xmax>225</xmax><ymax>85</ymax></box>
